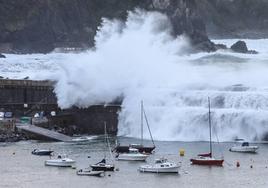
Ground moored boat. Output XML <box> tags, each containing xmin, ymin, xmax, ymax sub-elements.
<box><xmin>77</xmin><ymin>168</ymin><xmax>104</xmax><ymax>177</ymax></box>
<box><xmin>31</xmin><ymin>149</ymin><xmax>53</xmax><ymax>156</ymax></box>
<box><xmin>45</xmin><ymin>155</ymin><xmax>75</xmax><ymax>167</ymax></box>
<box><xmin>190</xmin><ymin>97</ymin><xmax>224</xmax><ymax>166</ymax></box>
<box><xmin>116</xmin><ymin>148</ymin><xmax>149</xmax><ymax>161</ymax></box>
<box><xmin>91</xmin><ymin>159</ymin><xmax>115</xmax><ymax>171</ymax></box>
<box><xmin>139</xmin><ymin>158</ymin><xmax>179</xmax><ymax>173</ymax></box>
<box><xmin>229</xmin><ymin>142</ymin><xmax>258</xmax><ymax>153</ymax></box>
<box><xmin>114</xmin><ymin>101</ymin><xmax>155</xmax><ymax>154</ymax></box>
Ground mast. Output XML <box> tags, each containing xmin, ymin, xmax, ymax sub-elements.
<box><xmin>104</xmin><ymin>121</ymin><xmax>113</xmax><ymax>161</ymax></box>
<box><xmin>208</xmin><ymin>97</ymin><xmax>212</xmax><ymax>156</ymax></box>
<box><xmin>141</xmin><ymin>100</ymin><xmax>143</xmax><ymax>146</ymax></box>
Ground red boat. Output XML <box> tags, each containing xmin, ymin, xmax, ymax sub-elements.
<box><xmin>190</xmin><ymin>97</ymin><xmax>224</xmax><ymax>166</ymax></box>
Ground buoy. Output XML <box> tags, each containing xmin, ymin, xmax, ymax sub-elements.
<box><xmin>250</xmin><ymin>165</ymin><xmax>253</xmax><ymax>169</ymax></box>
<box><xmin>179</xmin><ymin>149</ymin><xmax>185</xmax><ymax>156</ymax></box>
<box><xmin>115</xmin><ymin>168</ymin><xmax>119</xmax><ymax>171</ymax></box>
<box><xmin>236</xmin><ymin>161</ymin><xmax>240</xmax><ymax>167</ymax></box>
<box><xmin>12</xmin><ymin>152</ymin><xmax>15</xmax><ymax>155</ymax></box>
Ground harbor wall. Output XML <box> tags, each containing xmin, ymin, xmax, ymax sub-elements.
<box><xmin>0</xmin><ymin>79</ymin><xmax>120</xmax><ymax>135</ymax></box>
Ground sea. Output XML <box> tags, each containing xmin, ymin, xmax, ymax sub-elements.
<box><xmin>0</xmin><ymin>137</ymin><xmax>267</xmax><ymax>188</ymax></box>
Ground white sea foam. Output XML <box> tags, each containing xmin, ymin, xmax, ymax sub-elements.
<box><xmin>1</xmin><ymin>10</ymin><xmax>268</xmax><ymax>141</ymax></box>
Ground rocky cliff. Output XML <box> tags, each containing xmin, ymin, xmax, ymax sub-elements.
<box><xmin>197</xmin><ymin>0</ymin><xmax>268</xmax><ymax>38</ymax></box>
<box><xmin>0</xmin><ymin>0</ymin><xmax>213</xmax><ymax>53</ymax></box>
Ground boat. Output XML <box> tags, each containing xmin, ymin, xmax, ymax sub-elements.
<box><xmin>71</xmin><ymin>136</ymin><xmax>98</xmax><ymax>142</ymax></box>
<box><xmin>45</xmin><ymin>155</ymin><xmax>75</xmax><ymax>167</ymax></box>
<box><xmin>190</xmin><ymin>97</ymin><xmax>224</xmax><ymax>166</ymax></box>
<box><xmin>116</xmin><ymin>148</ymin><xmax>149</xmax><ymax>161</ymax></box>
<box><xmin>77</xmin><ymin>168</ymin><xmax>104</xmax><ymax>177</ymax></box>
<box><xmin>114</xmin><ymin>101</ymin><xmax>155</xmax><ymax>154</ymax></box>
<box><xmin>90</xmin><ymin>158</ymin><xmax>115</xmax><ymax>171</ymax></box>
<box><xmin>90</xmin><ymin>122</ymin><xmax>115</xmax><ymax>171</ymax></box>
<box><xmin>139</xmin><ymin>158</ymin><xmax>179</xmax><ymax>173</ymax></box>
<box><xmin>229</xmin><ymin>141</ymin><xmax>258</xmax><ymax>153</ymax></box>
<box><xmin>31</xmin><ymin>149</ymin><xmax>53</xmax><ymax>156</ymax></box>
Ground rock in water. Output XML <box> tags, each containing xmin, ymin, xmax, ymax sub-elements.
<box><xmin>231</xmin><ymin>40</ymin><xmax>248</xmax><ymax>53</ymax></box>
<box><xmin>230</xmin><ymin>40</ymin><xmax>258</xmax><ymax>54</ymax></box>
<box><xmin>0</xmin><ymin>53</ymin><xmax>6</xmax><ymax>58</ymax></box>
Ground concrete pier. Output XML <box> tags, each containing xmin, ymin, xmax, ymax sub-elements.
<box><xmin>16</xmin><ymin>123</ymin><xmax>72</xmax><ymax>142</ymax></box>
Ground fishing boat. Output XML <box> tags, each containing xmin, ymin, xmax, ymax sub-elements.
<box><xmin>229</xmin><ymin>141</ymin><xmax>258</xmax><ymax>153</ymax></box>
<box><xmin>114</xmin><ymin>101</ymin><xmax>155</xmax><ymax>154</ymax></box>
<box><xmin>77</xmin><ymin>168</ymin><xmax>104</xmax><ymax>177</ymax></box>
<box><xmin>116</xmin><ymin>148</ymin><xmax>149</xmax><ymax>161</ymax></box>
<box><xmin>91</xmin><ymin>122</ymin><xmax>115</xmax><ymax>171</ymax></box>
<box><xmin>190</xmin><ymin>97</ymin><xmax>224</xmax><ymax>166</ymax></box>
<box><xmin>139</xmin><ymin>158</ymin><xmax>179</xmax><ymax>173</ymax></box>
<box><xmin>31</xmin><ymin>149</ymin><xmax>53</xmax><ymax>156</ymax></box>
<box><xmin>45</xmin><ymin>155</ymin><xmax>75</xmax><ymax>167</ymax></box>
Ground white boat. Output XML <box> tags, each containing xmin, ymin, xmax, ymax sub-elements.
<box><xmin>45</xmin><ymin>155</ymin><xmax>75</xmax><ymax>167</ymax></box>
<box><xmin>71</xmin><ymin>136</ymin><xmax>98</xmax><ymax>142</ymax></box>
<box><xmin>139</xmin><ymin>158</ymin><xmax>179</xmax><ymax>173</ymax></box>
<box><xmin>116</xmin><ymin>148</ymin><xmax>149</xmax><ymax>161</ymax></box>
<box><xmin>77</xmin><ymin>168</ymin><xmax>104</xmax><ymax>177</ymax></box>
<box><xmin>229</xmin><ymin>142</ymin><xmax>258</xmax><ymax>153</ymax></box>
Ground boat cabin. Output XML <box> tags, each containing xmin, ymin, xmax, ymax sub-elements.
<box><xmin>155</xmin><ymin>158</ymin><xmax>167</xmax><ymax>164</ymax></box>
<box><xmin>242</xmin><ymin>142</ymin><xmax>249</xmax><ymax>147</ymax></box>
<box><xmin>129</xmin><ymin>148</ymin><xmax>139</xmax><ymax>153</ymax></box>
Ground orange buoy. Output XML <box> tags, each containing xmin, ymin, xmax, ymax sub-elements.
<box><xmin>236</xmin><ymin>161</ymin><xmax>240</xmax><ymax>167</ymax></box>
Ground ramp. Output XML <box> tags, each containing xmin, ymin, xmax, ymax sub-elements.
<box><xmin>16</xmin><ymin>123</ymin><xmax>72</xmax><ymax>142</ymax></box>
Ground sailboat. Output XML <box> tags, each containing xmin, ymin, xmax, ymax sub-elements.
<box><xmin>114</xmin><ymin>101</ymin><xmax>155</xmax><ymax>154</ymax></box>
<box><xmin>190</xmin><ymin>97</ymin><xmax>224</xmax><ymax>166</ymax></box>
<box><xmin>90</xmin><ymin>122</ymin><xmax>115</xmax><ymax>171</ymax></box>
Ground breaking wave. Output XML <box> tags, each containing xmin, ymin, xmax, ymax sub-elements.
<box><xmin>1</xmin><ymin>10</ymin><xmax>268</xmax><ymax>141</ymax></box>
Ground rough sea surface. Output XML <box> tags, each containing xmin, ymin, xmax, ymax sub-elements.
<box><xmin>0</xmin><ymin>138</ymin><xmax>267</xmax><ymax>188</ymax></box>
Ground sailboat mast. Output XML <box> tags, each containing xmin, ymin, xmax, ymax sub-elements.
<box><xmin>141</xmin><ymin>100</ymin><xmax>143</xmax><ymax>146</ymax></box>
<box><xmin>208</xmin><ymin>97</ymin><xmax>212</xmax><ymax>156</ymax></box>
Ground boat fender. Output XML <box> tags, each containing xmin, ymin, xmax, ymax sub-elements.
<box><xmin>236</xmin><ymin>161</ymin><xmax>240</xmax><ymax>168</ymax></box>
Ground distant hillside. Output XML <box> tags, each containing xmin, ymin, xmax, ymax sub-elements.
<box><xmin>0</xmin><ymin>0</ymin><xmax>213</xmax><ymax>53</ymax></box>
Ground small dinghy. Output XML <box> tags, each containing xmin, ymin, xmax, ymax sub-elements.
<box><xmin>77</xmin><ymin>168</ymin><xmax>104</xmax><ymax>177</ymax></box>
<box><xmin>139</xmin><ymin>158</ymin><xmax>179</xmax><ymax>173</ymax></box>
<box><xmin>116</xmin><ymin>148</ymin><xmax>149</xmax><ymax>161</ymax></box>
<box><xmin>45</xmin><ymin>155</ymin><xmax>75</xmax><ymax>167</ymax></box>
<box><xmin>32</xmin><ymin>149</ymin><xmax>53</xmax><ymax>156</ymax></box>
<box><xmin>229</xmin><ymin>142</ymin><xmax>258</xmax><ymax>153</ymax></box>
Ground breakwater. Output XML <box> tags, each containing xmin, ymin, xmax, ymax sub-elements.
<box><xmin>0</xmin><ymin>79</ymin><xmax>120</xmax><ymax>136</ymax></box>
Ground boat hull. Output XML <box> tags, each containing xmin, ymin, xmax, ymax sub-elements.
<box><xmin>139</xmin><ymin>166</ymin><xmax>179</xmax><ymax>173</ymax></box>
<box><xmin>45</xmin><ymin>159</ymin><xmax>75</xmax><ymax>167</ymax></box>
<box><xmin>77</xmin><ymin>169</ymin><xmax>104</xmax><ymax>177</ymax></box>
<box><xmin>32</xmin><ymin>150</ymin><xmax>53</xmax><ymax>156</ymax></box>
<box><xmin>90</xmin><ymin>164</ymin><xmax>115</xmax><ymax>171</ymax></box>
<box><xmin>190</xmin><ymin>158</ymin><xmax>224</xmax><ymax>166</ymax></box>
<box><xmin>114</xmin><ymin>145</ymin><xmax>155</xmax><ymax>154</ymax></box>
<box><xmin>229</xmin><ymin>146</ymin><xmax>258</xmax><ymax>153</ymax></box>
<box><xmin>117</xmin><ymin>154</ymin><xmax>148</xmax><ymax>161</ymax></box>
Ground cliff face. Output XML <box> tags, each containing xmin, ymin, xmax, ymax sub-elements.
<box><xmin>0</xmin><ymin>0</ymin><xmax>212</xmax><ymax>53</ymax></box>
<box><xmin>197</xmin><ymin>0</ymin><xmax>268</xmax><ymax>38</ymax></box>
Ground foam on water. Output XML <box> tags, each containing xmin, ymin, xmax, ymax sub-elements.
<box><xmin>1</xmin><ymin>10</ymin><xmax>268</xmax><ymax>141</ymax></box>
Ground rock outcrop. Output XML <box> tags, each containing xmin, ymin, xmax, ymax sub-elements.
<box><xmin>231</xmin><ymin>40</ymin><xmax>258</xmax><ymax>54</ymax></box>
<box><xmin>196</xmin><ymin>0</ymin><xmax>268</xmax><ymax>38</ymax></box>
<box><xmin>0</xmin><ymin>0</ymin><xmax>213</xmax><ymax>53</ymax></box>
